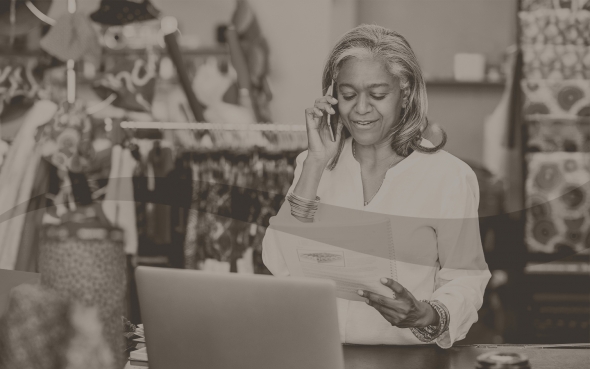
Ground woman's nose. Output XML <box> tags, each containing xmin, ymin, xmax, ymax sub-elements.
<box><xmin>354</xmin><ymin>95</ymin><xmax>372</xmax><ymax>115</ymax></box>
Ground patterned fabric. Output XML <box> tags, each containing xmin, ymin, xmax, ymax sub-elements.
<box><xmin>37</xmin><ymin>102</ymin><xmax>94</xmax><ymax>172</ymax></box>
<box><xmin>521</xmin><ymin>0</ymin><xmax>590</xmax><ymax>12</ymax></box>
<box><xmin>39</xmin><ymin>205</ymin><xmax>127</xmax><ymax>368</ymax></box>
<box><xmin>93</xmin><ymin>50</ymin><xmax>160</xmax><ymax>112</ymax></box>
<box><xmin>184</xmin><ymin>150</ymin><xmax>298</xmax><ymax>274</ymax></box>
<box><xmin>0</xmin><ymin>56</ymin><xmax>43</xmax><ymax>118</ymax></box>
<box><xmin>522</xmin><ymin>79</ymin><xmax>590</xmax><ymax>117</ymax></box>
<box><xmin>522</xmin><ymin>44</ymin><xmax>590</xmax><ymax>80</ymax></box>
<box><xmin>527</xmin><ymin>118</ymin><xmax>590</xmax><ymax>152</ymax></box>
<box><xmin>519</xmin><ymin>9</ymin><xmax>590</xmax><ymax>46</ymax></box>
<box><xmin>525</xmin><ymin>152</ymin><xmax>590</xmax><ymax>253</ymax></box>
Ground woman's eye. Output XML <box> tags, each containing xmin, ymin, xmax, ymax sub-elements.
<box><xmin>371</xmin><ymin>95</ymin><xmax>386</xmax><ymax>100</ymax></box>
<box><xmin>342</xmin><ymin>95</ymin><xmax>355</xmax><ymax>101</ymax></box>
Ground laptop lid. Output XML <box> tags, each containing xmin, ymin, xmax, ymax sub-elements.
<box><xmin>135</xmin><ymin>266</ymin><xmax>344</xmax><ymax>369</ymax></box>
<box><xmin>0</xmin><ymin>269</ymin><xmax>40</xmax><ymax>318</ymax></box>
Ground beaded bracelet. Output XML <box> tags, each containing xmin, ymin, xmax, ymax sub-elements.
<box><xmin>287</xmin><ymin>192</ymin><xmax>320</xmax><ymax>220</ymax></box>
<box><xmin>409</xmin><ymin>300</ymin><xmax>450</xmax><ymax>343</ymax></box>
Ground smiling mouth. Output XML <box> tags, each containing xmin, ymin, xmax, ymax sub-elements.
<box><xmin>352</xmin><ymin>120</ymin><xmax>377</xmax><ymax>126</ymax></box>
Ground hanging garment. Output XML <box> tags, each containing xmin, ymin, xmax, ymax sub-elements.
<box><xmin>93</xmin><ymin>50</ymin><xmax>160</xmax><ymax>112</ymax></box>
<box><xmin>525</xmin><ymin>152</ymin><xmax>590</xmax><ymax>254</ymax></box>
<box><xmin>230</xmin><ymin>0</ymin><xmax>273</xmax><ymax>122</ymax></box>
<box><xmin>167</xmin><ymin>155</ymin><xmax>193</xmax><ymax>269</ymax></box>
<box><xmin>521</xmin><ymin>0</ymin><xmax>590</xmax><ymax>12</ymax></box>
<box><xmin>0</xmin><ymin>100</ymin><xmax>57</xmax><ymax>270</ymax></box>
<box><xmin>522</xmin><ymin>79</ymin><xmax>590</xmax><ymax>118</ymax></box>
<box><xmin>0</xmin><ymin>56</ymin><xmax>42</xmax><ymax>119</ymax></box>
<box><xmin>482</xmin><ymin>48</ymin><xmax>525</xmax><ymax>215</ymax></box>
<box><xmin>90</xmin><ymin>0</ymin><xmax>160</xmax><ymax>26</ymax></box>
<box><xmin>483</xmin><ymin>48</ymin><xmax>517</xmax><ymax>180</ymax></box>
<box><xmin>522</xmin><ymin>44</ymin><xmax>590</xmax><ymax>80</ymax></box>
<box><xmin>40</xmin><ymin>12</ymin><xmax>102</xmax><ymax>67</ymax></box>
<box><xmin>13</xmin><ymin>158</ymin><xmax>52</xmax><ymax>272</ymax></box>
<box><xmin>183</xmin><ymin>149</ymin><xmax>299</xmax><ymax>274</ymax></box>
<box><xmin>103</xmin><ymin>145</ymin><xmax>138</xmax><ymax>255</ymax></box>
<box><xmin>519</xmin><ymin>9</ymin><xmax>590</xmax><ymax>46</ymax></box>
<box><xmin>527</xmin><ymin>118</ymin><xmax>590</xmax><ymax>152</ymax></box>
<box><xmin>183</xmin><ymin>160</ymin><xmax>199</xmax><ymax>269</ymax></box>
<box><xmin>146</xmin><ymin>142</ymin><xmax>174</xmax><ymax>246</ymax></box>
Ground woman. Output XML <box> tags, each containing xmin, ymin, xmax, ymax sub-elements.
<box><xmin>262</xmin><ymin>24</ymin><xmax>491</xmax><ymax>348</ymax></box>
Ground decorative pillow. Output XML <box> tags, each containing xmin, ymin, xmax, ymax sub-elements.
<box><xmin>93</xmin><ymin>51</ymin><xmax>160</xmax><ymax>113</ymax></box>
<box><xmin>522</xmin><ymin>44</ymin><xmax>590</xmax><ymax>80</ymax></box>
<box><xmin>525</xmin><ymin>152</ymin><xmax>590</xmax><ymax>254</ymax></box>
<box><xmin>527</xmin><ymin>118</ymin><xmax>590</xmax><ymax>152</ymax></box>
<box><xmin>522</xmin><ymin>79</ymin><xmax>590</xmax><ymax>117</ymax></box>
<box><xmin>519</xmin><ymin>9</ymin><xmax>590</xmax><ymax>46</ymax></box>
<box><xmin>521</xmin><ymin>0</ymin><xmax>590</xmax><ymax>12</ymax></box>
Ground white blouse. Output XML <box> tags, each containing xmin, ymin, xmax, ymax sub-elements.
<box><xmin>262</xmin><ymin>137</ymin><xmax>491</xmax><ymax>348</ymax></box>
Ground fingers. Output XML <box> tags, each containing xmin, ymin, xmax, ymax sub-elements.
<box><xmin>380</xmin><ymin>278</ymin><xmax>406</xmax><ymax>296</ymax></box>
<box><xmin>363</xmin><ymin>298</ymin><xmax>404</xmax><ymax>327</ymax></box>
<box><xmin>358</xmin><ymin>290</ymin><xmax>398</xmax><ymax>309</ymax></box>
<box><xmin>315</xmin><ymin>96</ymin><xmax>338</xmax><ymax>106</ymax></box>
<box><xmin>314</xmin><ymin>96</ymin><xmax>338</xmax><ymax>115</ymax></box>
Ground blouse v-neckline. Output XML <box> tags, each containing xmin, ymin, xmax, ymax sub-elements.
<box><xmin>343</xmin><ymin>138</ymin><xmax>426</xmax><ymax>208</ymax></box>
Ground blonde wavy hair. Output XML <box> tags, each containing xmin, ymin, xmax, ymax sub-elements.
<box><xmin>322</xmin><ymin>24</ymin><xmax>447</xmax><ymax>170</ymax></box>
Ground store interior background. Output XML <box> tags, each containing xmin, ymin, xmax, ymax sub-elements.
<box><xmin>42</xmin><ymin>0</ymin><xmax>516</xmax><ymax>163</ymax></box>
<box><xmin>0</xmin><ymin>0</ymin><xmax>588</xmax><ymax>353</ymax></box>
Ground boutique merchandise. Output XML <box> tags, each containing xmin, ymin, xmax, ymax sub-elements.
<box><xmin>522</xmin><ymin>44</ymin><xmax>590</xmax><ymax>80</ymax></box>
<box><xmin>520</xmin><ymin>0</ymin><xmax>590</xmax><ymax>255</ymax></box>
<box><xmin>527</xmin><ymin>117</ymin><xmax>590</xmax><ymax>152</ymax></box>
<box><xmin>183</xmin><ymin>147</ymin><xmax>300</xmax><ymax>273</ymax></box>
<box><xmin>39</xmin><ymin>204</ymin><xmax>127</xmax><ymax>368</ymax></box>
<box><xmin>0</xmin><ymin>100</ymin><xmax>57</xmax><ymax>269</ymax></box>
<box><xmin>521</xmin><ymin>79</ymin><xmax>590</xmax><ymax>117</ymax></box>
<box><xmin>519</xmin><ymin>8</ymin><xmax>590</xmax><ymax>46</ymax></box>
<box><xmin>525</xmin><ymin>152</ymin><xmax>590</xmax><ymax>253</ymax></box>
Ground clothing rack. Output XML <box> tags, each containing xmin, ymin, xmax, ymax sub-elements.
<box><xmin>120</xmin><ymin>121</ymin><xmax>307</xmax><ymax>132</ymax></box>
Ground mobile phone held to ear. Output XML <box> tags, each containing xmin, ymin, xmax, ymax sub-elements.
<box><xmin>325</xmin><ymin>80</ymin><xmax>339</xmax><ymax>142</ymax></box>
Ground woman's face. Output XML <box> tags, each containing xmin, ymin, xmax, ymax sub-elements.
<box><xmin>336</xmin><ymin>56</ymin><xmax>404</xmax><ymax>147</ymax></box>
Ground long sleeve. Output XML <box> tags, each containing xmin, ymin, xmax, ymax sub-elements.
<box><xmin>431</xmin><ymin>165</ymin><xmax>492</xmax><ymax>348</ymax></box>
<box><xmin>262</xmin><ymin>150</ymin><xmax>308</xmax><ymax>277</ymax></box>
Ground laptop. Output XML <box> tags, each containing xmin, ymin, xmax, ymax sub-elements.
<box><xmin>135</xmin><ymin>266</ymin><xmax>344</xmax><ymax>369</ymax></box>
<box><xmin>0</xmin><ymin>269</ymin><xmax>40</xmax><ymax>318</ymax></box>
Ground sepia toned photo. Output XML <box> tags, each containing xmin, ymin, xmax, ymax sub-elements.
<box><xmin>0</xmin><ymin>1</ymin><xmax>588</xmax><ymax>369</ymax></box>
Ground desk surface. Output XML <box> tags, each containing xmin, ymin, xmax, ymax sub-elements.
<box><xmin>343</xmin><ymin>345</ymin><xmax>590</xmax><ymax>369</ymax></box>
<box><xmin>125</xmin><ymin>345</ymin><xmax>590</xmax><ymax>369</ymax></box>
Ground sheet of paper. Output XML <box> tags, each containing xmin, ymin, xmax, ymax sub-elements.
<box><xmin>272</xmin><ymin>218</ymin><xmax>397</xmax><ymax>301</ymax></box>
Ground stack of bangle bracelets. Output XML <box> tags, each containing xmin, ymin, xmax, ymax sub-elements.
<box><xmin>409</xmin><ymin>300</ymin><xmax>450</xmax><ymax>342</ymax></box>
<box><xmin>287</xmin><ymin>192</ymin><xmax>320</xmax><ymax>220</ymax></box>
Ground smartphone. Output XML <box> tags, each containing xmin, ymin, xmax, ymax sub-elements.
<box><xmin>325</xmin><ymin>80</ymin><xmax>339</xmax><ymax>142</ymax></box>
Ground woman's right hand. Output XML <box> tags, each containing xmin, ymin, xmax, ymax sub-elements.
<box><xmin>304</xmin><ymin>95</ymin><xmax>343</xmax><ymax>165</ymax></box>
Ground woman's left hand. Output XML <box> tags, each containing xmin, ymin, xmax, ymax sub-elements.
<box><xmin>358</xmin><ymin>278</ymin><xmax>439</xmax><ymax>329</ymax></box>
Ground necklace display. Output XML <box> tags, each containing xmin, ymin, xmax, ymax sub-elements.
<box><xmin>353</xmin><ymin>141</ymin><xmax>399</xmax><ymax>206</ymax></box>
